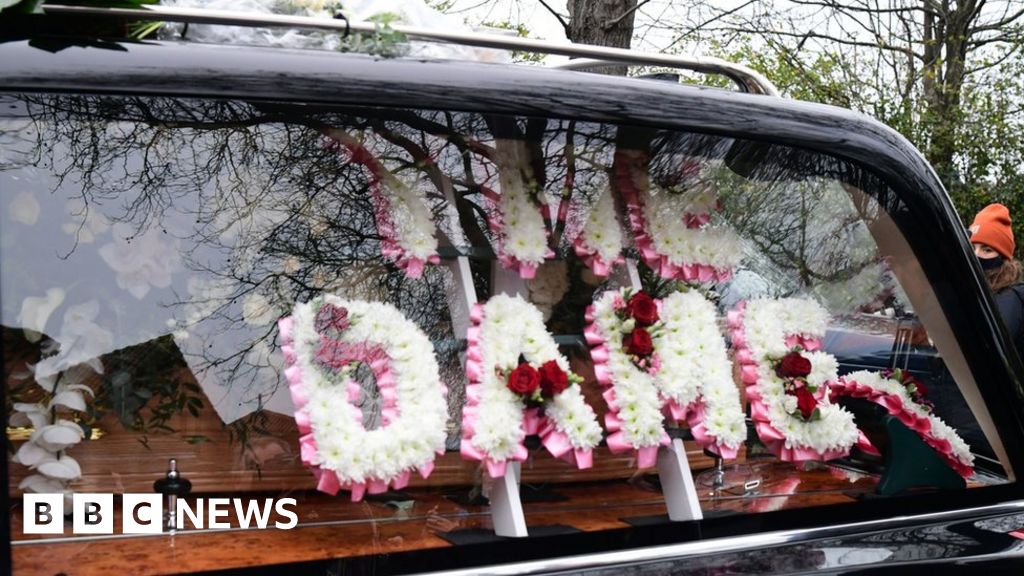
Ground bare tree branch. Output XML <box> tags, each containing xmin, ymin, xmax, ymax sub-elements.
<box><xmin>604</xmin><ymin>0</ymin><xmax>651</xmax><ymax>31</ymax></box>
<box><xmin>537</xmin><ymin>0</ymin><xmax>571</xmax><ymax>37</ymax></box>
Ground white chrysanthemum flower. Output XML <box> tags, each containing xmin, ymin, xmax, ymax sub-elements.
<box><xmin>577</xmin><ymin>187</ymin><xmax>624</xmax><ymax>265</ymax></box>
<box><xmin>741</xmin><ymin>298</ymin><xmax>859</xmax><ymax>456</ymax></box>
<box><xmin>285</xmin><ymin>295</ymin><xmax>448</xmax><ymax>488</ymax></box>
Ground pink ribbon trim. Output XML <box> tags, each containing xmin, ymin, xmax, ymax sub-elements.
<box><xmin>832</xmin><ymin>377</ymin><xmax>973</xmax><ymax>478</ymax></box>
<box><xmin>324</xmin><ymin>135</ymin><xmax>439</xmax><ymax>279</ymax></box>
<box><xmin>573</xmin><ymin>235</ymin><xmax>624</xmax><ymax>278</ymax></box>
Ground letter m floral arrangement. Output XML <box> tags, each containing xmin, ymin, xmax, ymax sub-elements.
<box><xmin>586</xmin><ymin>288</ymin><xmax>746</xmax><ymax>468</ymax></box>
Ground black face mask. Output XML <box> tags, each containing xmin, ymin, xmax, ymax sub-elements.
<box><xmin>980</xmin><ymin>255</ymin><xmax>1005</xmax><ymax>270</ymax></box>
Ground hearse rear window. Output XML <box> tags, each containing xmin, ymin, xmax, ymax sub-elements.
<box><xmin>2</xmin><ymin>93</ymin><xmax>1010</xmax><ymax>568</ymax></box>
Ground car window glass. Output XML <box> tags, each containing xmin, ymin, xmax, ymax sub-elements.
<box><xmin>2</xmin><ymin>94</ymin><xmax>1009</xmax><ymax>555</ymax></box>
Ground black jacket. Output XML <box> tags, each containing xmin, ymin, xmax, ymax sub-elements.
<box><xmin>994</xmin><ymin>284</ymin><xmax>1024</xmax><ymax>353</ymax></box>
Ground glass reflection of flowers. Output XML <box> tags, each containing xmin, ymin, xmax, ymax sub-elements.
<box><xmin>10</xmin><ymin>365</ymin><xmax>93</xmax><ymax>507</ymax></box>
<box><xmin>773</xmin><ymin>350</ymin><xmax>821</xmax><ymax>422</ymax></box>
<box><xmin>614</xmin><ymin>290</ymin><xmax>662</xmax><ymax>375</ymax></box>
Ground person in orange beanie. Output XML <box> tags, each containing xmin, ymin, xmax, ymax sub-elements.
<box><xmin>969</xmin><ymin>203</ymin><xmax>1024</xmax><ymax>350</ymax></box>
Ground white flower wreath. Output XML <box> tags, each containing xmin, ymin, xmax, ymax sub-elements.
<box><xmin>280</xmin><ymin>295</ymin><xmax>449</xmax><ymax>501</ymax></box>
<box><xmin>612</xmin><ymin>153</ymin><xmax>742</xmax><ymax>283</ymax></box>
<box><xmin>460</xmin><ymin>294</ymin><xmax>601</xmax><ymax>477</ymax></box>
<box><xmin>640</xmin><ymin>189</ymin><xmax>743</xmax><ymax>279</ymax></box>
<box><xmin>487</xmin><ymin>140</ymin><xmax>552</xmax><ymax>278</ymax></box>
<box><xmin>574</xmin><ymin>187</ymin><xmax>625</xmax><ymax>277</ymax></box>
<box><xmin>324</xmin><ymin>129</ymin><xmax>440</xmax><ymax>278</ymax></box>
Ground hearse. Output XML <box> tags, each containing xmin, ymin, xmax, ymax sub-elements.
<box><xmin>3</xmin><ymin>4</ymin><xmax>1024</xmax><ymax>575</ymax></box>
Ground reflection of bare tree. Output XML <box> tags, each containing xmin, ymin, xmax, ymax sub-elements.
<box><xmin>4</xmin><ymin>95</ymin><xmax>630</xmax><ymax>444</ymax></box>
<box><xmin>7</xmin><ymin>96</ymin><xmax>478</xmax><ymax>429</ymax></box>
<box><xmin>4</xmin><ymin>92</ymin><xmax>895</xmax><ymax>444</ymax></box>
<box><xmin>716</xmin><ymin>152</ymin><xmax>886</xmax><ymax>292</ymax></box>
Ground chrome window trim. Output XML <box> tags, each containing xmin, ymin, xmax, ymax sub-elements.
<box><xmin>416</xmin><ymin>500</ymin><xmax>1024</xmax><ymax>575</ymax></box>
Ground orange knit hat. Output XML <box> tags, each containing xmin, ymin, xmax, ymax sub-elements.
<box><xmin>970</xmin><ymin>203</ymin><xmax>1015</xmax><ymax>259</ymax></box>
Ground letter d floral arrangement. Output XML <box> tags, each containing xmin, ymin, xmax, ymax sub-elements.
<box><xmin>279</xmin><ymin>295</ymin><xmax>449</xmax><ymax>501</ymax></box>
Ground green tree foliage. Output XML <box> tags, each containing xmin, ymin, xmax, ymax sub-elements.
<box><xmin>706</xmin><ymin>34</ymin><xmax>1024</xmax><ymax>254</ymax></box>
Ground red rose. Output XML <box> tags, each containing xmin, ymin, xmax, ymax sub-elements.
<box><xmin>906</xmin><ymin>375</ymin><xmax>927</xmax><ymax>398</ymax></box>
<box><xmin>623</xmin><ymin>328</ymin><xmax>654</xmax><ymax>357</ymax></box>
<box><xmin>794</xmin><ymin>387</ymin><xmax>818</xmax><ymax>420</ymax></box>
<box><xmin>538</xmin><ymin>360</ymin><xmax>569</xmax><ymax>398</ymax></box>
<box><xmin>777</xmin><ymin>352</ymin><xmax>812</xmax><ymax>378</ymax></box>
<box><xmin>507</xmin><ymin>363</ymin><xmax>540</xmax><ymax>395</ymax></box>
<box><xmin>626</xmin><ymin>292</ymin><xmax>659</xmax><ymax>327</ymax></box>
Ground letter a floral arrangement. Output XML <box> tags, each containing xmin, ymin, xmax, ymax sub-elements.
<box><xmin>461</xmin><ymin>294</ymin><xmax>602</xmax><ymax>478</ymax></box>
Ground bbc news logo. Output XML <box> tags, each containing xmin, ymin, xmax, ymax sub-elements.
<box><xmin>24</xmin><ymin>494</ymin><xmax>299</xmax><ymax>534</ymax></box>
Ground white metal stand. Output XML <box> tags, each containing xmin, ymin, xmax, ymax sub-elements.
<box><xmin>486</xmin><ymin>265</ymin><xmax>531</xmax><ymax>536</ymax></box>
<box><xmin>489</xmin><ymin>461</ymin><xmax>528</xmax><ymax>537</ymax></box>
<box><xmin>657</xmin><ymin>439</ymin><xmax>704</xmax><ymax>521</ymax></box>
<box><xmin>616</xmin><ymin>259</ymin><xmax>703</xmax><ymax>522</ymax></box>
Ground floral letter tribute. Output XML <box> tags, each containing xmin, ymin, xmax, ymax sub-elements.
<box><xmin>832</xmin><ymin>369</ymin><xmax>974</xmax><ymax>478</ymax></box>
<box><xmin>460</xmin><ymin>294</ymin><xmax>602</xmax><ymax>477</ymax></box>
<box><xmin>586</xmin><ymin>288</ymin><xmax>746</xmax><ymax>467</ymax></box>
<box><xmin>279</xmin><ymin>295</ymin><xmax>449</xmax><ymax>501</ymax></box>
<box><xmin>325</xmin><ymin>129</ymin><xmax>440</xmax><ymax>278</ymax></box>
<box><xmin>481</xmin><ymin>140</ymin><xmax>554</xmax><ymax>279</ymax></box>
<box><xmin>614</xmin><ymin>152</ymin><xmax>742</xmax><ymax>283</ymax></box>
<box><xmin>573</xmin><ymin>187</ymin><xmax>625</xmax><ymax>278</ymax></box>
<box><xmin>729</xmin><ymin>298</ymin><xmax>864</xmax><ymax>461</ymax></box>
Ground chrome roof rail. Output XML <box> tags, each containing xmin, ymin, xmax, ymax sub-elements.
<box><xmin>41</xmin><ymin>4</ymin><xmax>780</xmax><ymax>96</ymax></box>
<box><xmin>546</xmin><ymin>57</ymin><xmax>777</xmax><ymax>95</ymax></box>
